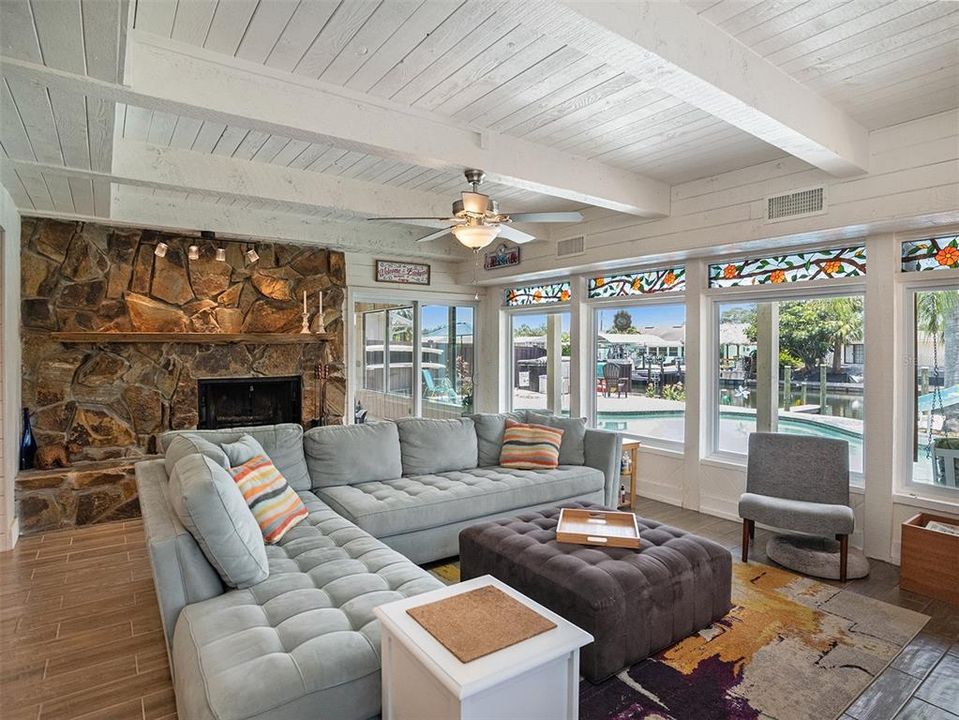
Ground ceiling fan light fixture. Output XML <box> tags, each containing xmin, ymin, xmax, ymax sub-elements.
<box><xmin>452</xmin><ymin>223</ymin><xmax>499</xmax><ymax>250</ymax></box>
<box><xmin>461</xmin><ymin>191</ymin><xmax>490</xmax><ymax>215</ymax></box>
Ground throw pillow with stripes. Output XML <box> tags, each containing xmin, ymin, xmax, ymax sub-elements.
<box><xmin>228</xmin><ymin>454</ymin><xmax>308</xmax><ymax>544</ymax></box>
<box><xmin>499</xmin><ymin>420</ymin><xmax>565</xmax><ymax>470</ymax></box>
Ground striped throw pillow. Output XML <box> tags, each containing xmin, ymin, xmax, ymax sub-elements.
<box><xmin>499</xmin><ymin>420</ymin><xmax>565</xmax><ymax>470</ymax></box>
<box><xmin>228</xmin><ymin>454</ymin><xmax>308</xmax><ymax>544</ymax></box>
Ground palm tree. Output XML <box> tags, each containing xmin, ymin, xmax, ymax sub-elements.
<box><xmin>827</xmin><ymin>297</ymin><xmax>864</xmax><ymax>374</ymax></box>
<box><xmin>916</xmin><ymin>290</ymin><xmax>959</xmax><ymax>386</ymax></box>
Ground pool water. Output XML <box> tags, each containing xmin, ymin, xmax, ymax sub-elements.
<box><xmin>597</xmin><ymin>409</ymin><xmax>864</xmax><ymax>474</ymax></box>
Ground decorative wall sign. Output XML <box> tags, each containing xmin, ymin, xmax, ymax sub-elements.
<box><xmin>708</xmin><ymin>245</ymin><xmax>866</xmax><ymax>288</ymax></box>
<box><xmin>505</xmin><ymin>281</ymin><xmax>571</xmax><ymax>306</ymax></box>
<box><xmin>902</xmin><ymin>236</ymin><xmax>959</xmax><ymax>272</ymax></box>
<box><xmin>375</xmin><ymin>259</ymin><xmax>431</xmax><ymax>285</ymax></box>
<box><xmin>484</xmin><ymin>243</ymin><xmax>521</xmax><ymax>270</ymax></box>
<box><xmin>589</xmin><ymin>266</ymin><xmax>685</xmax><ymax>298</ymax></box>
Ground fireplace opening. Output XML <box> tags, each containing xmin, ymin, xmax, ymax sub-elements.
<box><xmin>197</xmin><ymin>377</ymin><xmax>302</xmax><ymax>429</ymax></box>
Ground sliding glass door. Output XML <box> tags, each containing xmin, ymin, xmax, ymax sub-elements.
<box><xmin>353</xmin><ymin>298</ymin><xmax>476</xmax><ymax>422</ymax></box>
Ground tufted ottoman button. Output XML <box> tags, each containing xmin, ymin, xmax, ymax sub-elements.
<box><xmin>459</xmin><ymin>500</ymin><xmax>733</xmax><ymax>683</ymax></box>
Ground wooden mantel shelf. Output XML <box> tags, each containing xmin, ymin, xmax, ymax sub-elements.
<box><xmin>51</xmin><ymin>332</ymin><xmax>333</xmax><ymax>344</ymax></box>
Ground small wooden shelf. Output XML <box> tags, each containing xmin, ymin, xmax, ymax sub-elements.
<box><xmin>51</xmin><ymin>332</ymin><xmax>333</xmax><ymax>345</ymax></box>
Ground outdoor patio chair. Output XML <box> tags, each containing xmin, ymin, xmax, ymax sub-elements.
<box><xmin>740</xmin><ymin>432</ymin><xmax>855</xmax><ymax>582</ymax></box>
<box><xmin>602</xmin><ymin>362</ymin><xmax>629</xmax><ymax>398</ymax></box>
<box><xmin>422</xmin><ymin>369</ymin><xmax>458</xmax><ymax>403</ymax></box>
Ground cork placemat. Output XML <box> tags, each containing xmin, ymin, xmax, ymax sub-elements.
<box><xmin>406</xmin><ymin>585</ymin><xmax>557</xmax><ymax>663</ymax></box>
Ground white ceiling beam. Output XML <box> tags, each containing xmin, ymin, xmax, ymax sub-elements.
<box><xmin>4</xmin><ymin>138</ymin><xmax>453</xmax><ymax>221</ymax></box>
<box><xmin>121</xmin><ymin>32</ymin><xmax>669</xmax><ymax>217</ymax></box>
<box><xmin>500</xmin><ymin>1</ymin><xmax>870</xmax><ymax>177</ymax></box>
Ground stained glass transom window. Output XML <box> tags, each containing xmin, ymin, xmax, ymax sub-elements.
<box><xmin>505</xmin><ymin>281</ymin><xmax>572</xmax><ymax>306</ymax></box>
<box><xmin>588</xmin><ymin>266</ymin><xmax>685</xmax><ymax>299</ymax></box>
<box><xmin>708</xmin><ymin>246</ymin><xmax>866</xmax><ymax>288</ymax></box>
<box><xmin>901</xmin><ymin>236</ymin><xmax>959</xmax><ymax>272</ymax></box>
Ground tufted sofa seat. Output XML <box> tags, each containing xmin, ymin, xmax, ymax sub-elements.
<box><xmin>316</xmin><ymin>465</ymin><xmax>605</xmax><ymax>540</ymax></box>
<box><xmin>459</xmin><ymin>501</ymin><xmax>733</xmax><ymax>682</ymax></box>
<box><xmin>171</xmin><ymin>492</ymin><xmax>442</xmax><ymax>720</ymax></box>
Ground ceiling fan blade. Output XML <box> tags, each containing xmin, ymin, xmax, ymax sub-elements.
<box><xmin>416</xmin><ymin>227</ymin><xmax>454</xmax><ymax>243</ymax></box>
<box><xmin>367</xmin><ymin>216</ymin><xmax>456</xmax><ymax>221</ymax></box>
<box><xmin>508</xmin><ymin>211</ymin><xmax>584</xmax><ymax>223</ymax></box>
<box><xmin>498</xmin><ymin>225</ymin><xmax>536</xmax><ymax>244</ymax></box>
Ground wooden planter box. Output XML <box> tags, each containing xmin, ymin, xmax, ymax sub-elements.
<box><xmin>900</xmin><ymin>513</ymin><xmax>959</xmax><ymax>606</ymax></box>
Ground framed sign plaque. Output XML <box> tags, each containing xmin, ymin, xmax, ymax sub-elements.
<box><xmin>375</xmin><ymin>260</ymin><xmax>431</xmax><ymax>286</ymax></box>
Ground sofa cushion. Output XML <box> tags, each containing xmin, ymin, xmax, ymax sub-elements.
<box><xmin>316</xmin><ymin>465</ymin><xmax>605</xmax><ymax>539</ymax></box>
<box><xmin>396</xmin><ymin>417</ymin><xmax>478</xmax><ymax>476</ymax></box>
<box><xmin>304</xmin><ymin>422</ymin><xmax>403</xmax><ymax>488</ymax></box>
<box><xmin>471</xmin><ymin>412</ymin><xmax>526</xmax><ymax>466</ymax></box>
<box><xmin>168</xmin><ymin>454</ymin><xmax>269</xmax><ymax>589</ymax></box>
<box><xmin>528</xmin><ymin>412</ymin><xmax>587</xmax><ymax>465</ymax></box>
<box><xmin>221</xmin><ymin>434</ymin><xmax>267</xmax><ymax>468</ymax></box>
<box><xmin>500</xmin><ymin>420</ymin><xmax>564</xmax><ymax>470</ymax></box>
<box><xmin>739</xmin><ymin>492</ymin><xmax>855</xmax><ymax>536</ymax></box>
<box><xmin>160</xmin><ymin>424</ymin><xmax>311</xmax><ymax>491</ymax></box>
<box><xmin>229</xmin><ymin>454</ymin><xmax>308</xmax><ymax>544</ymax></box>
<box><xmin>171</xmin><ymin>491</ymin><xmax>443</xmax><ymax>720</ymax></box>
<box><xmin>164</xmin><ymin>434</ymin><xmax>229</xmax><ymax>476</ymax></box>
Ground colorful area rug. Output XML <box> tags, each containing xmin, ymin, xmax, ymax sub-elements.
<box><xmin>426</xmin><ymin>561</ymin><xmax>928</xmax><ymax>720</ymax></box>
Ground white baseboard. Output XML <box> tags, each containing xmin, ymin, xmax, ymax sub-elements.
<box><xmin>1</xmin><ymin>515</ymin><xmax>18</xmax><ymax>552</ymax></box>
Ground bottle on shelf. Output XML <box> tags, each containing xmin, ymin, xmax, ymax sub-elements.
<box><xmin>19</xmin><ymin>407</ymin><xmax>37</xmax><ymax>471</ymax></box>
<box><xmin>619</xmin><ymin>484</ymin><xmax>627</xmax><ymax>507</ymax></box>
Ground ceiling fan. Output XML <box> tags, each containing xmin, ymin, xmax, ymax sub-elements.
<box><xmin>367</xmin><ymin>169</ymin><xmax>583</xmax><ymax>250</ymax></box>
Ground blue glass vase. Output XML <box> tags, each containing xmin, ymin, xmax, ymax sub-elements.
<box><xmin>19</xmin><ymin>407</ymin><xmax>37</xmax><ymax>471</ymax></box>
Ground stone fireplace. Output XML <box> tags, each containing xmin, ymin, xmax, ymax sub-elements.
<box><xmin>16</xmin><ymin>217</ymin><xmax>346</xmax><ymax>533</ymax></box>
<box><xmin>198</xmin><ymin>376</ymin><xmax>302</xmax><ymax>429</ymax></box>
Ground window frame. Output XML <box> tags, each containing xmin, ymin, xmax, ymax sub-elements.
<box><xmin>587</xmin><ymin>291</ymin><xmax>688</xmax><ymax>452</ymax></box>
<box><xmin>704</xmin><ymin>272</ymin><xmax>867</xmax><ymax>484</ymax></box>
<box><xmin>898</xmin><ymin>268</ymin><xmax>959</xmax><ymax>499</ymax></box>
<box><xmin>504</xmin><ymin>303</ymin><xmax>572</xmax><ymax>414</ymax></box>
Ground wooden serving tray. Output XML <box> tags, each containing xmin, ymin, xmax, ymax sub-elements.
<box><xmin>556</xmin><ymin>508</ymin><xmax>641</xmax><ymax>549</ymax></box>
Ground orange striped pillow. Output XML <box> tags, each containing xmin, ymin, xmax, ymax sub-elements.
<box><xmin>499</xmin><ymin>420</ymin><xmax>565</xmax><ymax>470</ymax></box>
<box><xmin>228</xmin><ymin>454</ymin><xmax>307</xmax><ymax>544</ymax></box>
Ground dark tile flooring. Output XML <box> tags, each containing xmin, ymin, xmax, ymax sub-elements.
<box><xmin>633</xmin><ymin>498</ymin><xmax>959</xmax><ymax>720</ymax></box>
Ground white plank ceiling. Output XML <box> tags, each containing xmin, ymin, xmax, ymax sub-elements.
<box><xmin>0</xmin><ymin>0</ymin><xmax>957</xmax><ymax>231</ymax></box>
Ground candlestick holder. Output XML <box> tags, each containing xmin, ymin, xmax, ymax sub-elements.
<box><xmin>315</xmin><ymin>316</ymin><xmax>326</xmax><ymax>334</ymax></box>
<box><xmin>300</xmin><ymin>311</ymin><xmax>311</xmax><ymax>334</ymax></box>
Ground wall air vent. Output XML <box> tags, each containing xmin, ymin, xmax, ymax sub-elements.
<box><xmin>766</xmin><ymin>187</ymin><xmax>826</xmax><ymax>222</ymax></box>
<box><xmin>557</xmin><ymin>236</ymin><xmax>585</xmax><ymax>258</ymax></box>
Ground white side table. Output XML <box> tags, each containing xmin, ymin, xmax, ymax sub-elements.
<box><xmin>373</xmin><ymin>575</ymin><xmax>593</xmax><ymax>720</ymax></box>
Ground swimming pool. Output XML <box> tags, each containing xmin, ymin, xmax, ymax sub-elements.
<box><xmin>596</xmin><ymin>409</ymin><xmax>864</xmax><ymax>473</ymax></box>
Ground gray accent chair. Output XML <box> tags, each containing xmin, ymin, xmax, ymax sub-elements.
<box><xmin>739</xmin><ymin>432</ymin><xmax>855</xmax><ymax>582</ymax></box>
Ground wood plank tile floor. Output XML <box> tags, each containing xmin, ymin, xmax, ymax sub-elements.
<box><xmin>0</xmin><ymin>519</ymin><xmax>175</xmax><ymax>720</ymax></box>
<box><xmin>1</xmin><ymin>501</ymin><xmax>956</xmax><ymax>720</ymax></box>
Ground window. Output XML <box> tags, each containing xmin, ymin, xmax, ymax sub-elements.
<box><xmin>505</xmin><ymin>281</ymin><xmax>571</xmax><ymax>306</ymax></box>
<box><xmin>588</xmin><ymin>267</ymin><xmax>685</xmax><ymax>298</ymax></box>
<box><xmin>593</xmin><ymin>303</ymin><xmax>686</xmax><ymax>446</ymax></box>
<box><xmin>510</xmin><ymin>311</ymin><xmax>570</xmax><ymax>415</ymax></box>
<box><xmin>709</xmin><ymin>246</ymin><xmax>866</xmax><ymax>288</ymax></box>
<box><xmin>715</xmin><ymin>296</ymin><xmax>865</xmax><ymax>478</ymax></box>
<box><xmin>421</xmin><ymin>304</ymin><xmax>474</xmax><ymax>418</ymax></box>
<box><xmin>902</xmin><ymin>236</ymin><xmax>959</xmax><ymax>272</ymax></box>
<box><xmin>907</xmin><ymin>287</ymin><xmax>959</xmax><ymax>490</ymax></box>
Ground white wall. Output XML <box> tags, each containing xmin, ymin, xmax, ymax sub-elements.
<box><xmin>0</xmin><ymin>184</ymin><xmax>21</xmax><ymax>550</ymax></box>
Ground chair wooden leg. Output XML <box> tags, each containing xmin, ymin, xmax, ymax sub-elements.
<box><xmin>741</xmin><ymin>519</ymin><xmax>752</xmax><ymax>562</ymax></box>
<box><xmin>749</xmin><ymin>522</ymin><xmax>755</xmax><ymax>539</ymax></box>
<box><xmin>838</xmin><ymin>534</ymin><xmax>848</xmax><ymax>583</ymax></box>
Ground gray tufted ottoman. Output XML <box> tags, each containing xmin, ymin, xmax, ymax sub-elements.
<box><xmin>459</xmin><ymin>501</ymin><xmax>732</xmax><ymax>683</ymax></box>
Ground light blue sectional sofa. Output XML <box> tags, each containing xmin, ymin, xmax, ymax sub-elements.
<box><xmin>136</xmin><ymin>412</ymin><xmax>621</xmax><ymax>720</ymax></box>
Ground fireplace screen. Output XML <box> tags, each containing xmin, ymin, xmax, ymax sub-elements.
<box><xmin>198</xmin><ymin>377</ymin><xmax>302</xmax><ymax>429</ymax></box>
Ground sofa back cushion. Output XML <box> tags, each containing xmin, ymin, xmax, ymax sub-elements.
<box><xmin>528</xmin><ymin>413</ymin><xmax>588</xmax><ymax>465</ymax></box>
<box><xmin>164</xmin><ymin>434</ymin><xmax>229</xmax><ymax>477</ymax></box>
<box><xmin>159</xmin><ymin>424</ymin><xmax>311</xmax><ymax>491</ymax></box>
<box><xmin>396</xmin><ymin>417</ymin><xmax>478</xmax><ymax>476</ymax></box>
<box><xmin>304</xmin><ymin>422</ymin><xmax>403</xmax><ymax>487</ymax></box>
<box><xmin>471</xmin><ymin>411</ymin><xmax>527</xmax><ymax>466</ymax></box>
<box><xmin>167</xmin><ymin>453</ymin><xmax>269</xmax><ymax>589</ymax></box>
<box><xmin>499</xmin><ymin>420</ymin><xmax>564</xmax><ymax>470</ymax></box>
